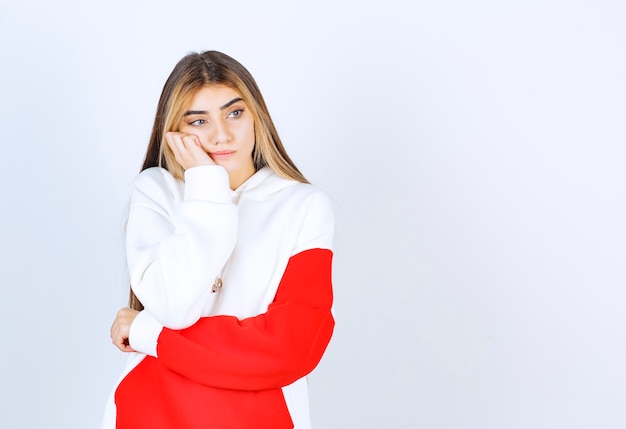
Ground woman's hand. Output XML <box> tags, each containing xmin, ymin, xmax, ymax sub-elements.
<box><xmin>110</xmin><ymin>308</ymin><xmax>140</xmax><ymax>352</ymax></box>
<box><xmin>165</xmin><ymin>132</ymin><xmax>215</xmax><ymax>170</ymax></box>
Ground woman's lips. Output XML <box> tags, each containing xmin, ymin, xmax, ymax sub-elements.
<box><xmin>210</xmin><ymin>150</ymin><xmax>235</xmax><ymax>159</ymax></box>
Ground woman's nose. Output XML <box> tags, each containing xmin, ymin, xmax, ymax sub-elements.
<box><xmin>213</xmin><ymin>120</ymin><xmax>232</xmax><ymax>145</ymax></box>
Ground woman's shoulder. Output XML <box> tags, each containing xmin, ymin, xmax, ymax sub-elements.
<box><xmin>260</xmin><ymin>170</ymin><xmax>325</xmax><ymax>197</ymax></box>
<box><xmin>134</xmin><ymin>166</ymin><xmax>175</xmax><ymax>183</ymax></box>
<box><xmin>133</xmin><ymin>167</ymin><xmax>181</xmax><ymax>188</ymax></box>
<box><xmin>268</xmin><ymin>175</ymin><xmax>334</xmax><ymax>219</ymax></box>
<box><xmin>287</xmin><ymin>179</ymin><xmax>332</xmax><ymax>206</ymax></box>
<box><xmin>282</xmin><ymin>182</ymin><xmax>335</xmax><ymax>253</ymax></box>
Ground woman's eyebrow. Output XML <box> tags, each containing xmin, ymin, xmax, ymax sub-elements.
<box><xmin>183</xmin><ymin>110</ymin><xmax>207</xmax><ymax>116</ymax></box>
<box><xmin>220</xmin><ymin>97</ymin><xmax>243</xmax><ymax>110</ymax></box>
<box><xmin>183</xmin><ymin>98</ymin><xmax>244</xmax><ymax>116</ymax></box>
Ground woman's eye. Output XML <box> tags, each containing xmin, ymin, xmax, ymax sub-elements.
<box><xmin>228</xmin><ymin>109</ymin><xmax>243</xmax><ymax>118</ymax></box>
<box><xmin>189</xmin><ymin>119</ymin><xmax>206</xmax><ymax>126</ymax></box>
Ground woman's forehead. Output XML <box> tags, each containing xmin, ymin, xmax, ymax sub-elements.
<box><xmin>186</xmin><ymin>85</ymin><xmax>244</xmax><ymax>109</ymax></box>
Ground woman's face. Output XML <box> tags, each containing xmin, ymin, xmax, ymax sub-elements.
<box><xmin>178</xmin><ymin>84</ymin><xmax>256</xmax><ymax>187</ymax></box>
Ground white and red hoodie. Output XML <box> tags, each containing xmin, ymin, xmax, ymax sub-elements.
<box><xmin>102</xmin><ymin>165</ymin><xmax>335</xmax><ymax>429</ymax></box>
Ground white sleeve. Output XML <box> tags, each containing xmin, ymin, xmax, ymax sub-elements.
<box><xmin>126</xmin><ymin>165</ymin><xmax>237</xmax><ymax>329</ymax></box>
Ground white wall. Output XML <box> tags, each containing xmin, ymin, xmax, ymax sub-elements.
<box><xmin>1</xmin><ymin>1</ymin><xmax>625</xmax><ymax>428</ymax></box>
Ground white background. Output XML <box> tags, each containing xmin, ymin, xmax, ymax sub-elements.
<box><xmin>1</xmin><ymin>1</ymin><xmax>625</xmax><ymax>428</ymax></box>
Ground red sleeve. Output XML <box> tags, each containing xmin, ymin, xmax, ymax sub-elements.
<box><xmin>155</xmin><ymin>248</ymin><xmax>334</xmax><ymax>391</ymax></box>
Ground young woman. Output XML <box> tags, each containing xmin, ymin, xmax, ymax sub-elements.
<box><xmin>102</xmin><ymin>51</ymin><xmax>335</xmax><ymax>429</ymax></box>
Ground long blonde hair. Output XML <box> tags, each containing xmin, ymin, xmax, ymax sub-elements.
<box><xmin>130</xmin><ymin>51</ymin><xmax>307</xmax><ymax>311</ymax></box>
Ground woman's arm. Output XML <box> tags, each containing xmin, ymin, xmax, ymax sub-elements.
<box><xmin>112</xmin><ymin>248</ymin><xmax>333</xmax><ymax>389</ymax></box>
<box><xmin>158</xmin><ymin>248</ymin><xmax>334</xmax><ymax>391</ymax></box>
<box><xmin>126</xmin><ymin>166</ymin><xmax>237</xmax><ymax>329</ymax></box>
<box><xmin>122</xmin><ymin>190</ymin><xmax>336</xmax><ymax>389</ymax></box>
